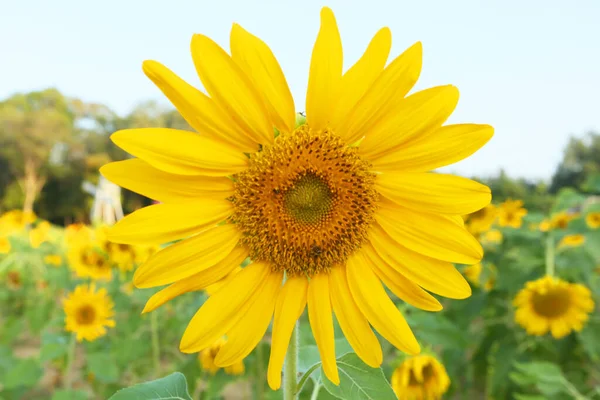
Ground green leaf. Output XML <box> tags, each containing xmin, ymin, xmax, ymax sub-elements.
<box><xmin>578</xmin><ymin>318</ymin><xmax>600</xmax><ymax>362</ymax></box>
<box><xmin>108</xmin><ymin>372</ymin><xmax>192</xmax><ymax>400</ymax></box>
<box><xmin>298</xmin><ymin>338</ymin><xmax>353</xmax><ymax>373</ymax></box>
<box><xmin>26</xmin><ymin>299</ymin><xmax>53</xmax><ymax>334</ymax></box>
<box><xmin>320</xmin><ymin>353</ymin><xmax>396</xmax><ymax>400</ymax></box>
<box><xmin>87</xmin><ymin>353</ymin><xmax>120</xmax><ymax>384</ymax></box>
<box><xmin>513</xmin><ymin>362</ymin><xmax>567</xmax><ymax>396</ymax></box>
<box><xmin>51</xmin><ymin>389</ymin><xmax>89</xmax><ymax>400</ymax></box>
<box><xmin>2</xmin><ymin>358</ymin><xmax>43</xmax><ymax>389</ymax></box>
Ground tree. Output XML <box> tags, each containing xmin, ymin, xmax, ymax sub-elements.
<box><xmin>0</xmin><ymin>89</ymin><xmax>74</xmax><ymax>212</ymax></box>
<box><xmin>549</xmin><ymin>131</ymin><xmax>600</xmax><ymax>193</ymax></box>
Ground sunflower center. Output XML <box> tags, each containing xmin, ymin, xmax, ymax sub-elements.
<box><xmin>532</xmin><ymin>288</ymin><xmax>571</xmax><ymax>318</ymax></box>
<box><xmin>408</xmin><ymin>364</ymin><xmax>434</xmax><ymax>386</ymax></box>
<box><xmin>76</xmin><ymin>305</ymin><xmax>97</xmax><ymax>325</ymax></box>
<box><xmin>232</xmin><ymin>125</ymin><xmax>378</xmax><ymax>277</ymax></box>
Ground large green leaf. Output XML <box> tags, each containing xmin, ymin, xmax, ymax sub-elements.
<box><xmin>2</xmin><ymin>358</ymin><xmax>43</xmax><ymax>389</ymax></box>
<box><xmin>298</xmin><ymin>338</ymin><xmax>353</xmax><ymax>373</ymax></box>
<box><xmin>108</xmin><ymin>372</ymin><xmax>192</xmax><ymax>400</ymax></box>
<box><xmin>320</xmin><ymin>353</ymin><xmax>396</xmax><ymax>400</ymax></box>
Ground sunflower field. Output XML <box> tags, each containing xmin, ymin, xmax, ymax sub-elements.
<box><xmin>0</xmin><ymin>181</ymin><xmax>599</xmax><ymax>400</ymax></box>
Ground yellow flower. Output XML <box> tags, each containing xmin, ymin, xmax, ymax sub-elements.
<box><xmin>514</xmin><ymin>276</ymin><xmax>594</xmax><ymax>339</ymax></box>
<box><xmin>391</xmin><ymin>354</ymin><xmax>450</xmax><ymax>400</ymax></box>
<box><xmin>63</xmin><ymin>283</ymin><xmax>115</xmax><ymax>342</ymax></box>
<box><xmin>539</xmin><ymin>219</ymin><xmax>551</xmax><ymax>232</ymax></box>
<box><xmin>44</xmin><ymin>254</ymin><xmax>63</xmax><ymax>267</ymax></box>
<box><xmin>463</xmin><ymin>263</ymin><xmax>496</xmax><ymax>291</ymax></box>
<box><xmin>65</xmin><ymin>223</ymin><xmax>93</xmax><ymax>244</ymax></box>
<box><xmin>586</xmin><ymin>212</ymin><xmax>600</xmax><ymax>229</ymax></box>
<box><xmin>68</xmin><ymin>230</ymin><xmax>113</xmax><ymax>281</ymax></box>
<box><xmin>0</xmin><ymin>236</ymin><xmax>10</xmax><ymax>254</ymax></box>
<box><xmin>558</xmin><ymin>234</ymin><xmax>585</xmax><ymax>248</ymax></box>
<box><xmin>550</xmin><ymin>211</ymin><xmax>576</xmax><ymax>230</ymax></box>
<box><xmin>101</xmin><ymin>7</ymin><xmax>492</xmax><ymax>389</ymax></box>
<box><xmin>199</xmin><ymin>338</ymin><xmax>245</xmax><ymax>376</ymax></box>
<box><xmin>29</xmin><ymin>221</ymin><xmax>51</xmax><ymax>249</ymax></box>
<box><xmin>6</xmin><ymin>270</ymin><xmax>22</xmax><ymax>290</ymax></box>
<box><xmin>497</xmin><ymin>199</ymin><xmax>527</xmax><ymax>228</ymax></box>
<box><xmin>481</xmin><ymin>229</ymin><xmax>502</xmax><ymax>244</ymax></box>
<box><xmin>464</xmin><ymin>204</ymin><xmax>497</xmax><ymax>237</ymax></box>
<box><xmin>0</xmin><ymin>209</ymin><xmax>36</xmax><ymax>234</ymax></box>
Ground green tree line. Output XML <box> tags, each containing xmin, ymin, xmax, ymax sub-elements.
<box><xmin>0</xmin><ymin>88</ymin><xmax>598</xmax><ymax>224</ymax></box>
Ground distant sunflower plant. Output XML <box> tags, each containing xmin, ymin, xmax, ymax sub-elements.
<box><xmin>101</xmin><ymin>6</ymin><xmax>493</xmax><ymax>393</ymax></box>
<box><xmin>63</xmin><ymin>283</ymin><xmax>116</xmax><ymax>342</ymax></box>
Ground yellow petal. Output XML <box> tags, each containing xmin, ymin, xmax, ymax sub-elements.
<box><xmin>100</xmin><ymin>159</ymin><xmax>234</xmax><ymax>204</ymax></box>
<box><xmin>369</xmin><ymin>223</ymin><xmax>472</xmax><ymax>299</ymax></box>
<box><xmin>376</xmin><ymin>201</ymin><xmax>483</xmax><ymax>264</ymax></box>
<box><xmin>369</xmin><ymin>124</ymin><xmax>494</xmax><ymax>172</ymax></box>
<box><xmin>180</xmin><ymin>261</ymin><xmax>270</xmax><ymax>353</ymax></box>
<box><xmin>360</xmin><ymin>85</ymin><xmax>459</xmax><ymax>160</ymax></box>
<box><xmin>141</xmin><ymin>246</ymin><xmax>247</xmax><ymax>313</ymax></box>
<box><xmin>330</xmin><ymin>27</ymin><xmax>392</xmax><ymax>135</ymax></box>
<box><xmin>337</xmin><ymin>42</ymin><xmax>422</xmax><ymax>144</ymax></box>
<box><xmin>111</xmin><ymin>128</ymin><xmax>247</xmax><ymax>176</ymax></box>
<box><xmin>305</xmin><ymin>7</ymin><xmax>343</xmax><ymax>131</ymax></box>
<box><xmin>307</xmin><ymin>273</ymin><xmax>340</xmax><ymax>385</ymax></box>
<box><xmin>376</xmin><ymin>172</ymin><xmax>491</xmax><ymax>215</ymax></box>
<box><xmin>267</xmin><ymin>276</ymin><xmax>308</xmax><ymax>390</ymax></box>
<box><xmin>191</xmin><ymin>34</ymin><xmax>273</xmax><ymax>145</ymax></box>
<box><xmin>329</xmin><ymin>265</ymin><xmax>383</xmax><ymax>367</ymax></box>
<box><xmin>215</xmin><ymin>270</ymin><xmax>282</xmax><ymax>366</ymax></box>
<box><xmin>108</xmin><ymin>201</ymin><xmax>232</xmax><ymax>245</ymax></box>
<box><xmin>362</xmin><ymin>244</ymin><xmax>442</xmax><ymax>311</ymax></box>
<box><xmin>133</xmin><ymin>224</ymin><xmax>241</xmax><ymax>288</ymax></box>
<box><xmin>230</xmin><ymin>24</ymin><xmax>295</xmax><ymax>134</ymax></box>
<box><xmin>142</xmin><ymin>60</ymin><xmax>258</xmax><ymax>152</ymax></box>
<box><xmin>346</xmin><ymin>252</ymin><xmax>420</xmax><ymax>355</ymax></box>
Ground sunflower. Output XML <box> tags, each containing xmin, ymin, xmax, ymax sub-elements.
<box><xmin>514</xmin><ymin>275</ymin><xmax>594</xmax><ymax>339</ymax></box>
<box><xmin>481</xmin><ymin>229</ymin><xmax>502</xmax><ymax>245</ymax></box>
<box><xmin>65</xmin><ymin>223</ymin><xmax>92</xmax><ymax>244</ymax></box>
<box><xmin>558</xmin><ymin>234</ymin><xmax>585</xmax><ymax>248</ymax></box>
<box><xmin>6</xmin><ymin>270</ymin><xmax>22</xmax><ymax>290</ymax></box>
<box><xmin>538</xmin><ymin>219</ymin><xmax>551</xmax><ymax>232</ymax></box>
<box><xmin>199</xmin><ymin>338</ymin><xmax>246</xmax><ymax>376</ymax></box>
<box><xmin>464</xmin><ymin>204</ymin><xmax>497</xmax><ymax>237</ymax></box>
<box><xmin>586</xmin><ymin>212</ymin><xmax>600</xmax><ymax>229</ymax></box>
<box><xmin>463</xmin><ymin>263</ymin><xmax>496</xmax><ymax>292</ymax></box>
<box><xmin>391</xmin><ymin>354</ymin><xmax>450</xmax><ymax>400</ymax></box>
<box><xmin>44</xmin><ymin>254</ymin><xmax>63</xmax><ymax>267</ymax></box>
<box><xmin>63</xmin><ymin>283</ymin><xmax>116</xmax><ymax>342</ymax></box>
<box><xmin>101</xmin><ymin>7</ymin><xmax>492</xmax><ymax>388</ymax></box>
<box><xmin>68</xmin><ymin>229</ymin><xmax>113</xmax><ymax>281</ymax></box>
<box><xmin>0</xmin><ymin>209</ymin><xmax>36</xmax><ymax>234</ymax></box>
<box><xmin>497</xmin><ymin>199</ymin><xmax>527</xmax><ymax>228</ymax></box>
<box><xmin>29</xmin><ymin>221</ymin><xmax>51</xmax><ymax>249</ymax></box>
<box><xmin>550</xmin><ymin>211</ymin><xmax>576</xmax><ymax>230</ymax></box>
<box><xmin>0</xmin><ymin>236</ymin><xmax>10</xmax><ymax>254</ymax></box>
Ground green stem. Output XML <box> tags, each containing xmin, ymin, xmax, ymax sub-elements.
<box><xmin>284</xmin><ymin>321</ymin><xmax>299</xmax><ymax>400</ymax></box>
<box><xmin>151</xmin><ymin>311</ymin><xmax>160</xmax><ymax>378</ymax></box>
<box><xmin>546</xmin><ymin>232</ymin><xmax>555</xmax><ymax>277</ymax></box>
<box><xmin>295</xmin><ymin>363</ymin><xmax>321</xmax><ymax>395</ymax></box>
<box><xmin>64</xmin><ymin>333</ymin><xmax>77</xmax><ymax>390</ymax></box>
<box><xmin>256</xmin><ymin>341</ymin><xmax>265</xmax><ymax>400</ymax></box>
<box><xmin>310</xmin><ymin>380</ymin><xmax>321</xmax><ymax>400</ymax></box>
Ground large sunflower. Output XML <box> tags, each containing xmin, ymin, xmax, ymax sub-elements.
<box><xmin>63</xmin><ymin>283</ymin><xmax>116</xmax><ymax>342</ymax></box>
<box><xmin>101</xmin><ymin>7</ymin><xmax>492</xmax><ymax>388</ymax></box>
<box><xmin>514</xmin><ymin>275</ymin><xmax>594</xmax><ymax>339</ymax></box>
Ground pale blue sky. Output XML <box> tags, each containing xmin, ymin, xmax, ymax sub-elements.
<box><xmin>2</xmin><ymin>0</ymin><xmax>599</xmax><ymax>180</ymax></box>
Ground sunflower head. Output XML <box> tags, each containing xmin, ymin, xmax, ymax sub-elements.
<box><xmin>68</xmin><ymin>232</ymin><xmax>113</xmax><ymax>281</ymax></box>
<box><xmin>63</xmin><ymin>283</ymin><xmax>116</xmax><ymax>342</ymax></box>
<box><xmin>391</xmin><ymin>354</ymin><xmax>450</xmax><ymax>400</ymax></box>
<box><xmin>558</xmin><ymin>234</ymin><xmax>585</xmax><ymax>248</ymax></box>
<box><xmin>0</xmin><ymin>236</ymin><xmax>10</xmax><ymax>254</ymax></box>
<box><xmin>497</xmin><ymin>199</ymin><xmax>527</xmax><ymax>228</ymax></box>
<box><xmin>199</xmin><ymin>338</ymin><xmax>245</xmax><ymax>376</ymax></box>
<box><xmin>44</xmin><ymin>254</ymin><xmax>63</xmax><ymax>267</ymax></box>
<box><xmin>0</xmin><ymin>209</ymin><xmax>36</xmax><ymax>234</ymax></box>
<box><xmin>550</xmin><ymin>211</ymin><xmax>576</xmax><ymax>230</ymax></box>
<box><xmin>514</xmin><ymin>275</ymin><xmax>594</xmax><ymax>339</ymax></box>
<box><xmin>465</xmin><ymin>204</ymin><xmax>497</xmax><ymax>237</ymax></box>
<box><xmin>585</xmin><ymin>212</ymin><xmax>600</xmax><ymax>229</ymax></box>
<box><xmin>6</xmin><ymin>270</ymin><xmax>22</xmax><ymax>290</ymax></box>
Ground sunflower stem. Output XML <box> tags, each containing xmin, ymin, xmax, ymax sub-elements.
<box><xmin>150</xmin><ymin>310</ymin><xmax>161</xmax><ymax>378</ymax></box>
<box><xmin>284</xmin><ymin>321</ymin><xmax>299</xmax><ymax>400</ymax></box>
<box><xmin>64</xmin><ymin>333</ymin><xmax>77</xmax><ymax>390</ymax></box>
<box><xmin>545</xmin><ymin>232</ymin><xmax>555</xmax><ymax>277</ymax></box>
<box><xmin>309</xmin><ymin>380</ymin><xmax>321</xmax><ymax>400</ymax></box>
<box><xmin>256</xmin><ymin>341</ymin><xmax>265</xmax><ymax>400</ymax></box>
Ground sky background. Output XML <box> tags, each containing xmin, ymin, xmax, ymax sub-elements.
<box><xmin>2</xmin><ymin>0</ymin><xmax>599</xmax><ymax>180</ymax></box>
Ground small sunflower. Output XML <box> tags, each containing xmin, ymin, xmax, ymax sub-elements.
<box><xmin>101</xmin><ymin>7</ymin><xmax>492</xmax><ymax>387</ymax></box>
<box><xmin>391</xmin><ymin>354</ymin><xmax>450</xmax><ymax>400</ymax></box>
<box><xmin>538</xmin><ymin>219</ymin><xmax>551</xmax><ymax>232</ymax></box>
<box><xmin>68</xmin><ymin>229</ymin><xmax>113</xmax><ymax>281</ymax></box>
<box><xmin>65</xmin><ymin>223</ymin><xmax>92</xmax><ymax>244</ymax></box>
<box><xmin>44</xmin><ymin>254</ymin><xmax>63</xmax><ymax>267</ymax></box>
<box><xmin>464</xmin><ymin>204</ymin><xmax>497</xmax><ymax>237</ymax></box>
<box><xmin>497</xmin><ymin>199</ymin><xmax>527</xmax><ymax>228</ymax></box>
<box><xmin>0</xmin><ymin>236</ymin><xmax>10</xmax><ymax>254</ymax></box>
<box><xmin>550</xmin><ymin>211</ymin><xmax>576</xmax><ymax>230</ymax></box>
<box><xmin>63</xmin><ymin>283</ymin><xmax>116</xmax><ymax>342</ymax></box>
<box><xmin>29</xmin><ymin>221</ymin><xmax>51</xmax><ymax>249</ymax></box>
<box><xmin>481</xmin><ymin>229</ymin><xmax>502</xmax><ymax>245</ymax></box>
<box><xmin>586</xmin><ymin>212</ymin><xmax>600</xmax><ymax>229</ymax></box>
<box><xmin>514</xmin><ymin>275</ymin><xmax>594</xmax><ymax>339</ymax></box>
<box><xmin>199</xmin><ymin>338</ymin><xmax>245</xmax><ymax>376</ymax></box>
<box><xmin>558</xmin><ymin>234</ymin><xmax>585</xmax><ymax>248</ymax></box>
<box><xmin>0</xmin><ymin>209</ymin><xmax>36</xmax><ymax>234</ymax></box>
<box><xmin>6</xmin><ymin>270</ymin><xmax>22</xmax><ymax>290</ymax></box>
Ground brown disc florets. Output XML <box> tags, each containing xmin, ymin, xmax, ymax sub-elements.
<box><xmin>231</xmin><ymin>125</ymin><xmax>378</xmax><ymax>277</ymax></box>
